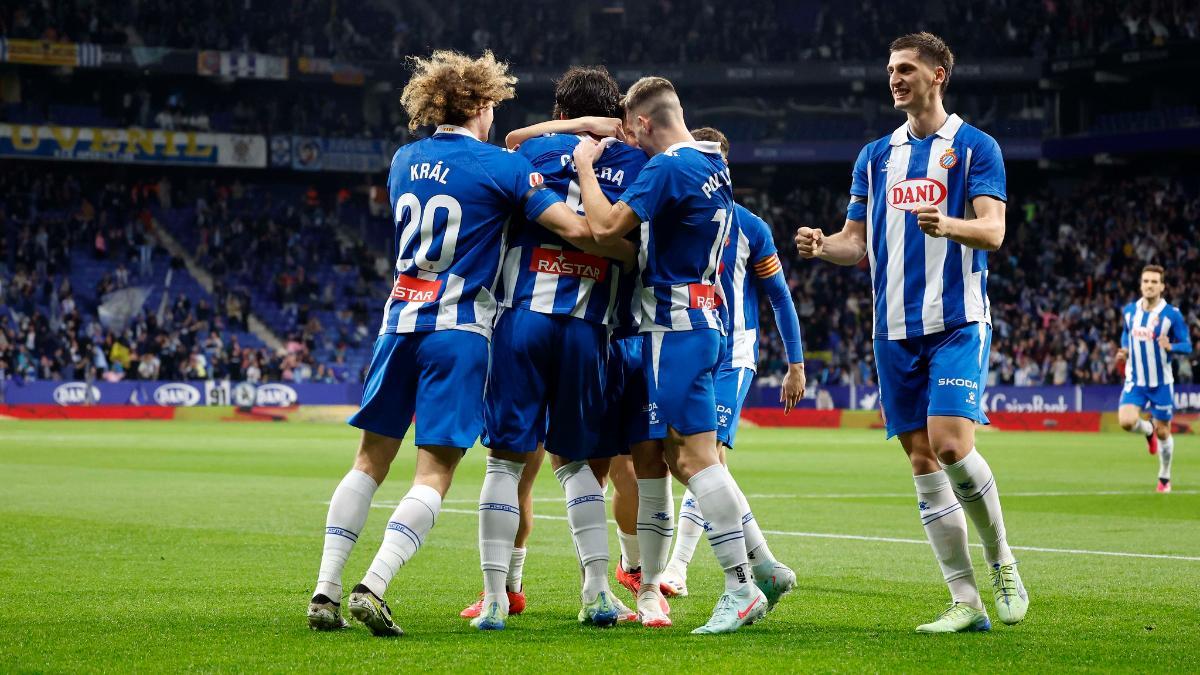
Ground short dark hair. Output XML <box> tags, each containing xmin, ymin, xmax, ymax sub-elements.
<box><xmin>889</xmin><ymin>32</ymin><xmax>955</xmax><ymax>95</ymax></box>
<box><xmin>624</xmin><ymin>76</ymin><xmax>681</xmax><ymax>126</ymax></box>
<box><xmin>553</xmin><ymin>66</ymin><xmax>622</xmax><ymax>119</ymax></box>
<box><xmin>691</xmin><ymin>127</ymin><xmax>730</xmax><ymax>159</ymax></box>
<box><xmin>1143</xmin><ymin>264</ymin><xmax>1166</xmax><ymax>283</ymax></box>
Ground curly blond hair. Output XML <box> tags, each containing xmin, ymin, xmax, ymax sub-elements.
<box><xmin>400</xmin><ymin>50</ymin><xmax>517</xmax><ymax>131</ymax></box>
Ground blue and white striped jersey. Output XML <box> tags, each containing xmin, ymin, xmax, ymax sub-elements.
<box><xmin>722</xmin><ymin>205</ymin><xmax>781</xmax><ymax>369</ymax></box>
<box><xmin>379</xmin><ymin>125</ymin><xmax>560</xmax><ymax>338</ymax></box>
<box><xmin>620</xmin><ymin>141</ymin><xmax>733</xmax><ymax>333</ymax></box>
<box><xmin>1122</xmin><ymin>299</ymin><xmax>1192</xmax><ymax>387</ymax></box>
<box><xmin>499</xmin><ymin>134</ymin><xmax>647</xmax><ymax>323</ymax></box>
<box><xmin>848</xmin><ymin>113</ymin><xmax>1006</xmax><ymax>341</ymax></box>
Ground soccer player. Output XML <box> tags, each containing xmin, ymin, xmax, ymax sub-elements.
<box><xmin>1116</xmin><ymin>264</ymin><xmax>1192</xmax><ymax>492</ymax></box>
<box><xmin>574</xmin><ymin>76</ymin><xmax>769</xmax><ymax>634</ymax></box>
<box><xmin>660</xmin><ymin>127</ymin><xmax>805</xmax><ymax>612</ymax></box>
<box><xmin>471</xmin><ymin>65</ymin><xmax>644</xmax><ymax>631</ymax></box>
<box><xmin>306</xmin><ymin>50</ymin><xmax>602</xmax><ymax>637</ymax></box>
<box><xmin>794</xmin><ymin>32</ymin><xmax>1029</xmax><ymax>633</ymax></box>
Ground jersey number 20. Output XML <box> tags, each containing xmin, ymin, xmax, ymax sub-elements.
<box><xmin>394</xmin><ymin>193</ymin><xmax>463</xmax><ymax>274</ymax></box>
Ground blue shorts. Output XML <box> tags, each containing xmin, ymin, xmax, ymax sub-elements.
<box><xmin>874</xmin><ymin>322</ymin><xmax>991</xmax><ymax>439</ymax></box>
<box><xmin>645</xmin><ymin>329</ymin><xmax>721</xmax><ymax>438</ymax></box>
<box><xmin>482</xmin><ymin>307</ymin><xmax>610</xmax><ymax>461</ymax></box>
<box><xmin>1120</xmin><ymin>382</ymin><xmax>1174</xmax><ymax>421</ymax></box>
<box><xmin>598</xmin><ymin>335</ymin><xmax>651</xmax><ymax>451</ymax></box>
<box><xmin>715</xmin><ymin>362</ymin><xmax>755</xmax><ymax>448</ymax></box>
<box><xmin>348</xmin><ymin>330</ymin><xmax>488</xmax><ymax>448</ymax></box>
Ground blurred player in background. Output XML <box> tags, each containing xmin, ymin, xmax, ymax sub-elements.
<box><xmin>307</xmin><ymin>50</ymin><xmax>596</xmax><ymax>637</ymax></box>
<box><xmin>1116</xmin><ymin>264</ymin><xmax>1193</xmax><ymax>492</ymax></box>
<box><xmin>795</xmin><ymin>33</ymin><xmax>1028</xmax><ymax>633</ymax></box>
<box><xmin>660</xmin><ymin>127</ymin><xmax>804</xmax><ymax>615</ymax></box>
<box><xmin>470</xmin><ymin>66</ymin><xmax>642</xmax><ymax>631</ymax></box>
<box><xmin>575</xmin><ymin>76</ymin><xmax>769</xmax><ymax>634</ymax></box>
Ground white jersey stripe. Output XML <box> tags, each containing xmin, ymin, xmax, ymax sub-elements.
<box><xmin>921</xmin><ymin>138</ymin><xmax>951</xmax><ymax>333</ymax></box>
<box><xmin>884</xmin><ymin>144</ymin><xmax>911</xmax><ymax>339</ymax></box>
<box><xmin>731</xmin><ymin>229</ymin><xmax>755</xmax><ymax>369</ymax></box>
<box><xmin>500</xmin><ymin>246</ymin><xmax>521</xmax><ymax>308</ymax></box>
<box><xmin>436</xmin><ymin>274</ymin><xmax>466</xmax><ymax>330</ymax></box>
<box><xmin>669</xmin><ymin>285</ymin><xmax>690</xmax><ymax>330</ymax></box>
<box><xmin>529</xmin><ymin>244</ymin><xmax>561</xmax><ymax>314</ymax></box>
<box><xmin>960</xmin><ymin>147</ymin><xmax>985</xmax><ymax>323</ymax></box>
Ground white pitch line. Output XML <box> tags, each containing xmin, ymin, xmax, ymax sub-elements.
<box><xmin>354</xmin><ymin>505</ymin><xmax>1200</xmax><ymax>562</ymax></box>
<box><xmin>428</xmin><ymin>489</ymin><xmax>1197</xmax><ymax>505</ymax></box>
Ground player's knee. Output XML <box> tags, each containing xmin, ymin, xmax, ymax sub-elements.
<box><xmin>907</xmin><ymin>452</ymin><xmax>941</xmax><ymax>476</ymax></box>
<box><xmin>1155</xmin><ymin>424</ymin><xmax>1171</xmax><ymax>440</ymax></box>
<box><xmin>354</xmin><ymin>431</ymin><xmax>401</xmax><ymax>483</ymax></box>
<box><xmin>1117</xmin><ymin>418</ymin><xmax>1135</xmax><ymax>431</ymax></box>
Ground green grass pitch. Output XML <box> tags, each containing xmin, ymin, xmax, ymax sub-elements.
<box><xmin>1</xmin><ymin>421</ymin><xmax>1197</xmax><ymax>672</ymax></box>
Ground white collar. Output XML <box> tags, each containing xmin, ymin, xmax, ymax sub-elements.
<box><xmin>435</xmin><ymin>125</ymin><xmax>480</xmax><ymax>141</ymax></box>
<box><xmin>665</xmin><ymin>140</ymin><xmax>722</xmax><ymax>156</ymax></box>
<box><xmin>1139</xmin><ymin>298</ymin><xmax>1166</xmax><ymax>313</ymax></box>
<box><xmin>889</xmin><ymin>113</ymin><xmax>964</xmax><ymax>146</ymax></box>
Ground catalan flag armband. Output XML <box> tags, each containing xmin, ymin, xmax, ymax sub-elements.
<box><xmin>753</xmin><ymin>253</ymin><xmax>783</xmax><ymax>279</ymax></box>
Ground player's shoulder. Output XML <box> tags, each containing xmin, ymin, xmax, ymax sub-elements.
<box><xmin>1123</xmin><ymin>300</ymin><xmax>1138</xmax><ymax>314</ymax></box>
<box><xmin>518</xmin><ymin>133</ymin><xmax>576</xmax><ymax>155</ymax></box>
<box><xmin>600</xmin><ymin>139</ymin><xmax>649</xmax><ymax>169</ymax></box>
<box><xmin>953</xmin><ymin>118</ymin><xmax>1002</xmax><ymax>152</ymax></box>
<box><xmin>858</xmin><ymin>134</ymin><xmax>893</xmax><ymax>162</ymax></box>
<box><xmin>734</xmin><ymin>203</ymin><xmax>770</xmax><ymax>234</ymax></box>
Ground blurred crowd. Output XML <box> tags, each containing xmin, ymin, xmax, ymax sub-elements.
<box><xmin>3</xmin><ymin>0</ymin><xmax>1197</xmax><ymax>65</ymax></box>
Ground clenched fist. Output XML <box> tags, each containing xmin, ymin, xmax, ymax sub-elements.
<box><xmin>795</xmin><ymin>227</ymin><xmax>824</xmax><ymax>259</ymax></box>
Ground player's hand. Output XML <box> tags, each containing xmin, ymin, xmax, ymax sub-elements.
<box><xmin>573</xmin><ymin>137</ymin><xmax>601</xmax><ymax>172</ymax></box>
<box><xmin>915</xmin><ymin>206</ymin><xmax>953</xmax><ymax>238</ymax></box>
<box><xmin>578</xmin><ymin>116</ymin><xmax>626</xmax><ymax>142</ymax></box>
<box><xmin>1158</xmin><ymin>334</ymin><xmax>1172</xmax><ymax>351</ymax></box>
<box><xmin>781</xmin><ymin>362</ymin><xmax>806</xmax><ymax>414</ymax></box>
<box><xmin>794</xmin><ymin>227</ymin><xmax>824</xmax><ymax>258</ymax></box>
<box><xmin>1115</xmin><ymin>348</ymin><xmax>1128</xmax><ymax>363</ymax></box>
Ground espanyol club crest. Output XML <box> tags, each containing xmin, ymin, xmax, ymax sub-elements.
<box><xmin>939</xmin><ymin>147</ymin><xmax>958</xmax><ymax>169</ymax></box>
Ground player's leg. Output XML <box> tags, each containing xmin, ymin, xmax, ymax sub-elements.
<box><xmin>349</xmin><ymin>444</ymin><xmax>461</xmax><ymax>637</ymax></box>
<box><xmin>348</xmin><ymin>329</ymin><xmax>488</xmax><ymax>636</ymax></box>
<box><xmin>460</xmin><ymin>444</ymin><xmax>543</xmax><ymax>619</ymax></box>
<box><xmin>651</xmin><ymin>330</ymin><xmax>766</xmax><ymax>634</ymax></box>
<box><xmin>310</xmin><ymin>333</ymin><xmax>415</xmax><ymax>631</ymax></box>
<box><xmin>875</xmin><ymin>333</ymin><xmax>987</xmax><ymax>633</ymax></box>
<box><xmin>609</xmin><ymin>454</ymin><xmax>643</xmax><ymax>592</ymax></box>
<box><xmin>1119</xmin><ymin>384</ymin><xmax>1158</xmax><ymax>454</ymax></box>
<box><xmin>631</xmin><ymin>438</ymin><xmax>674</xmax><ymax>627</ymax></box>
<box><xmin>927</xmin><ymin>323</ymin><xmax>1026</xmax><ymax>627</ymax></box>
<box><xmin>1150</xmin><ymin>388</ymin><xmax>1174</xmax><ymax>492</ymax></box>
<box><xmin>475</xmin><ymin>309</ymin><xmax>552</xmax><ymax>629</ymax></box>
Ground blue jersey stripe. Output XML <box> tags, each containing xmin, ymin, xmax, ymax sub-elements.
<box><xmin>901</xmin><ymin>141</ymin><xmax>933</xmax><ymax>335</ymax></box>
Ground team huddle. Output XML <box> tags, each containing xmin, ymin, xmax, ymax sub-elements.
<box><xmin>300</xmin><ymin>30</ymin><xmax>1195</xmax><ymax>638</ymax></box>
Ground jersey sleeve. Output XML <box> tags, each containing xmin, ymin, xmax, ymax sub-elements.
<box><xmin>619</xmin><ymin>157</ymin><xmax>671</xmax><ymax>223</ymax></box>
<box><xmin>847</xmin><ymin>144</ymin><xmax>870</xmax><ymax>221</ymax></box>
<box><xmin>1169</xmin><ymin>308</ymin><xmax>1193</xmax><ymax>355</ymax></box>
<box><xmin>967</xmin><ymin>136</ymin><xmax>1007</xmax><ymax>203</ymax></box>
<box><xmin>506</xmin><ymin>152</ymin><xmax>561</xmax><ymax>221</ymax></box>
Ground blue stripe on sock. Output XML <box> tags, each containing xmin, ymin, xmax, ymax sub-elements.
<box><xmin>326</xmin><ymin>526</ymin><xmax>358</xmax><ymax>542</ymax></box>
<box><xmin>386</xmin><ymin>520</ymin><xmax>421</xmax><ymax>548</ymax></box>
<box><xmin>741</xmin><ymin>512</ymin><xmax>755</xmax><ymax>525</ymax></box>
<box><xmin>707</xmin><ymin>529</ymin><xmax>744</xmax><ymax>546</ymax></box>
<box><xmin>921</xmin><ymin>503</ymin><xmax>964</xmax><ymax>525</ymax></box>
<box><xmin>679</xmin><ymin>513</ymin><xmax>706</xmax><ymax>527</ymax></box>
<box><xmin>954</xmin><ymin>477</ymin><xmax>995</xmax><ymax>503</ymax></box>
<box><xmin>567</xmin><ymin>494</ymin><xmax>604</xmax><ymax>508</ymax></box>
<box><xmin>919</xmin><ymin>502</ymin><xmax>961</xmax><ymax>524</ymax></box>
<box><xmin>637</xmin><ymin>523</ymin><xmax>675</xmax><ymax>536</ymax></box>
<box><xmin>479</xmin><ymin>502</ymin><xmax>521</xmax><ymax>515</ymax></box>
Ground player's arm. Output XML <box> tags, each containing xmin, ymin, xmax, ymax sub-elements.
<box><xmin>794</xmin><ymin>217</ymin><xmax>867</xmax><ymax>265</ymax></box>
<box><xmin>755</xmin><ymin>256</ymin><xmax>806</xmax><ymax>412</ymax></box>
<box><xmin>914</xmin><ymin>195</ymin><xmax>1006</xmax><ymax>251</ymax></box>
<box><xmin>505</xmin><ymin>117</ymin><xmax>625</xmax><ymax>150</ymax></box>
<box><xmin>572</xmin><ymin>138</ymin><xmax>642</xmax><ymax>244</ymax></box>
<box><xmin>1160</xmin><ymin>310</ymin><xmax>1194</xmax><ymax>355</ymax></box>
<box><xmin>1117</xmin><ymin>318</ymin><xmax>1130</xmax><ymax>363</ymax></box>
<box><xmin>535</xmin><ymin>203</ymin><xmax>636</xmax><ymax>267</ymax></box>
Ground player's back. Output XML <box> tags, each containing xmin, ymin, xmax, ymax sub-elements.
<box><xmin>381</xmin><ymin>125</ymin><xmax>542</xmax><ymax>337</ymax></box>
<box><xmin>499</xmin><ymin>134</ymin><xmax>647</xmax><ymax>322</ymax></box>
<box><xmin>721</xmin><ymin>204</ymin><xmax>780</xmax><ymax>366</ymax></box>
<box><xmin>624</xmin><ymin>141</ymin><xmax>733</xmax><ymax>332</ymax></box>
<box><xmin>852</xmin><ymin>114</ymin><xmax>1006</xmax><ymax>341</ymax></box>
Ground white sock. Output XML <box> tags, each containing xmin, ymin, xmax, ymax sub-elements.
<box><xmin>507</xmin><ymin>547</ymin><xmax>527</xmax><ymax>592</ymax></box>
<box><xmin>478</xmin><ymin>457</ymin><xmax>523</xmax><ymax>613</ymax></box>
<box><xmin>688</xmin><ymin>464</ymin><xmax>751</xmax><ymax>592</ymax></box>
<box><xmin>315</xmin><ymin>469</ymin><xmax>378</xmax><ymax>600</ymax></box>
<box><xmin>1160</xmin><ymin>435</ymin><xmax>1174</xmax><ymax>481</ymax></box>
<box><xmin>555</xmin><ymin>461</ymin><xmax>612</xmax><ymax>601</ymax></box>
<box><xmin>729</xmin><ymin>474</ymin><xmax>776</xmax><ymax>577</ymax></box>
<box><xmin>943</xmin><ymin>449</ymin><xmax>1015</xmax><ymax>567</ymax></box>
<box><xmin>617</xmin><ymin>530</ymin><xmax>641</xmax><ymax>571</ymax></box>
<box><xmin>636</xmin><ymin>477</ymin><xmax>674</xmax><ymax>588</ymax></box>
<box><xmin>1129</xmin><ymin>418</ymin><xmax>1154</xmax><ymax>436</ymax></box>
<box><xmin>668</xmin><ymin>488</ymin><xmax>705</xmax><ymax>573</ymax></box>
<box><xmin>360</xmin><ymin>483</ymin><xmax>441</xmax><ymax>599</ymax></box>
<box><xmin>914</xmin><ymin>471</ymin><xmax>981</xmax><ymax>609</ymax></box>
